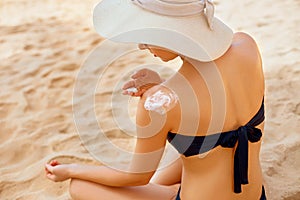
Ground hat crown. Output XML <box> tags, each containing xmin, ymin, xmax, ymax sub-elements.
<box><xmin>132</xmin><ymin>0</ymin><xmax>215</xmax><ymax>29</ymax></box>
<box><xmin>138</xmin><ymin>0</ymin><xmax>207</xmax><ymax>5</ymax></box>
<box><xmin>160</xmin><ymin>0</ymin><xmax>200</xmax><ymax>3</ymax></box>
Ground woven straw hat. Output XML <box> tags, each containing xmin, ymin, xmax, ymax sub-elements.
<box><xmin>93</xmin><ymin>0</ymin><xmax>233</xmax><ymax>61</ymax></box>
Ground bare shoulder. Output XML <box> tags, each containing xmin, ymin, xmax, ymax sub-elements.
<box><xmin>135</xmin><ymin>85</ymin><xmax>179</xmax><ymax>133</ymax></box>
<box><xmin>228</xmin><ymin>32</ymin><xmax>262</xmax><ymax>66</ymax></box>
<box><xmin>233</xmin><ymin>32</ymin><xmax>258</xmax><ymax>46</ymax></box>
<box><xmin>140</xmin><ymin>85</ymin><xmax>179</xmax><ymax>115</ymax></box>
<box><xmin>142</xmin><ymin>84</ymin><xmax>176</xmax><ymax>100</ymax></box>
<box><xmin>232</xmin><ymin>32</ymin><xmax>260</xmax><ymax>52</ymax></box>
<box><xmin>234</xmin><ymin>32</ymin><xmax>256</xmax><ymax>40</ymax></box>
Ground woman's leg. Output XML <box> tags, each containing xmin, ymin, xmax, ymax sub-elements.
<box><xmin>69</xmin><ymin>179</ymin><xmax>180</xmax><ymax>200</ymax></box>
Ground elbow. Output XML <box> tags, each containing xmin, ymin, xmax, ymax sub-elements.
<box><xmin>134</xmin><ymin>178</ymin><xmax>151</xmax><ymax>186</ymax></box>
<box><xmin>122</xmin><ymin>173</ymin><xmax>152</xmax><ymax>186</ymax></box>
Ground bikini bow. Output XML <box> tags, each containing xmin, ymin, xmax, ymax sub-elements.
<box><xmin>220</xmin><ymin>124</ymin><xmax>263</xmax><ymax>193</ymax></box>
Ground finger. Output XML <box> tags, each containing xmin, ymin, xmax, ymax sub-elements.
<box><xmin>46</xmin><ymin>172</ymin><xmax>56</xmax><ymax>181</ymax></box>
<box><xmin>50</xmin><ymin>160</ymin><xmax>56</xmax><ymax>166</ymax></box>
<box><xmin>52</xmin><ymin>160</ymin><xmax>60</xmax><ymax>166</ymax></box>
<box><xmin>134</xmin><ymin>79</ymin><xmax>145</xmax><ymax>88</ymax></box>
<box><xmin>122</xmin><ymin>90</ymin><xmax>135</xmax><ymax>96</ymax></box>
<box><xmin>45</xmin><ymin>164</ymin><xmax>52</xmax><ymax>173</ymax></box>
<box><xmin>131</xmin><ymin>68</ymin><xmax>147</xmax><ymax>79</ymax></box>
<box><xmin>139</xmin><ymin>83</ymin><xmax>157</xmax><ymax>91</ymax></box>
<box><xmin>122</xmin><ymin>80</ymin><xmax>135</xmax><ymax>90</ymax></box>
<box><xmin>131</xmin><ymin>92</ymin><xmax>140</xmax><ymax>97</ymax></box>
<box><xmin>122</xmin><ymin>90</ymin><xmax>129</xmax><ymax>95</ymax></box>
<box><xmin>122</xmin><ymin>90</ymin><xmax>134</xmax><ymax>95</ymax></box>
<box><xmin>133</xmin><ymin>92</ymin><xmax>142</xmax><ymax>97</ymax></box>
<box><xmin>45</xmin><ymin>164</ymin><xmax>54</xmax><ymax>173</ymax></box>
<box><xmin>131</xmin><ymin>89</ymin><xmax>145</xmax><ymax>97</ymax></box>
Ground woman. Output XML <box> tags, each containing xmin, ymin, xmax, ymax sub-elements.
<box><xmin>45</xmin><ymin>0</ymin><xmax>266</xmax><ymax>199</ymax></box>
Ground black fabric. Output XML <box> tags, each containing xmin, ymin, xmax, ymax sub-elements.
<box><xmin>175</xmin><ymin>186</ymin><xmax>267</xmax><ymax>200</ymax></box>
<box><xmin>175</xmin><ymin>187</ymin><xmax>181</xmax><ymax>200</ymax></box>
<box><xmin>167</xmin><ymin>99</ymin><xmax>265</xmax><ymax>194</ymax></box>
<box><xmin>260</xmin><ymin>186</ymin><xmax>267</xmax><ymax>200</ymax></box>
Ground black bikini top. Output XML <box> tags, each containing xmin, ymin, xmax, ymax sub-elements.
<box><xmin>167</xmin><ymin>99</ymin><xmax>265</xmax><ymax>194</ymax></box>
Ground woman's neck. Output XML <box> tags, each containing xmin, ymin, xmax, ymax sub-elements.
<box><xmin>178</xmin><ymin>57</ymin><xmax>202</xmax><ymax>77</ymax></box>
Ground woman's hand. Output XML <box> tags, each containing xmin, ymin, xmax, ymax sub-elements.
<box><xmin>45</xmin><ymin>160</ymin><xmax>73</xmax><ymax>182</ymax></box>
<box><xmin>122</xmin><ymin>68</ymin><xmax>164</xmax><ymax>97</ymax></box>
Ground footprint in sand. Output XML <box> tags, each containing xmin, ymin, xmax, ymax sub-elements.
<box><xmin>293</xmin><ymin>103</ymin><xmax>300</xmax><ymax>116</ymax></box>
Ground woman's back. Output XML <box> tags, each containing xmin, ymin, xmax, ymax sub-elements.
<box><xmin>163</xmin><ymin>32</ymin><xmax>265</xmax><ymax>199</ymax></box>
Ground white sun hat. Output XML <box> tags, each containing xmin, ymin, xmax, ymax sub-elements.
<box><xmin>93</xmin><ymin>0</ymin><xmax>233</xmax><ymax>62</ymax></box>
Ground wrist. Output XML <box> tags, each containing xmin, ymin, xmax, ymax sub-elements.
<box><xmin>67</xmin><ymin>163</ymin><xmax>78</xmax><ymax>178</ymax></box>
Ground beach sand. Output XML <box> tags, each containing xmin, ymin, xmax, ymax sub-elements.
<box><xmin>0</xmin><ymin>0</ymin><xmax>299</xmax><ymax>199</ymax></box>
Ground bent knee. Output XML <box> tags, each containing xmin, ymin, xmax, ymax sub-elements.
<box><xmin>69</xmin><ymin>178</ymin><xmax>85</xmax><ymax>200</ymax></box>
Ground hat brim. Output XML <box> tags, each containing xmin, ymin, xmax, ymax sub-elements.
<box><xmin>93</xmin><ymin>0</ymin><xmax>233</xmax><ymax>62</ymax></box>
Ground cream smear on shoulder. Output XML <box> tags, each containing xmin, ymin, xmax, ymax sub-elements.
<box><xmin>144</xmin><ymin>90</ymin><xmax>178</xmax><ymax>115</ymax></box>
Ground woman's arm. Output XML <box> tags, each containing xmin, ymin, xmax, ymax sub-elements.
<box><xmin>150</xmin><ymin>157</ymin><xmax>182</xmax><ymax>185</ymax></box>
<box><xmin>45</xmin><ymin>161</ymin><xmax>152</xmax><ymax>186</ymax></box>
<box><xmin>45</xmin><ymin>92</ymin><xmax>171</xmax><ymax>187</ymax></box>
<box><xmin>69</xmin><ymin>164</ymin><xmax>155</xmax><ymax>186</ymax></box>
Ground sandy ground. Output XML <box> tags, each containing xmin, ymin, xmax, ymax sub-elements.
<box><xmin>0</xmin><ymin>0</ymin><xmax>299</xmax><ymax>199</ymax></box>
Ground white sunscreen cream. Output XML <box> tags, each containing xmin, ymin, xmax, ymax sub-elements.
<box><xmin>144</xmin><ymin>90</ymin><xmax>178</xmax><ymax>115</ymax></box>
<box><xmin>126</xmin><ymin>87</ymin><xmax>138</xmax><ymax>93</ymax></box>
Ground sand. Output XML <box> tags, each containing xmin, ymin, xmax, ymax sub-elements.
<box><xmin>0</xmin><ymin>0</ymin><xmax>299</xmax><ymax>199</ymax></box>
